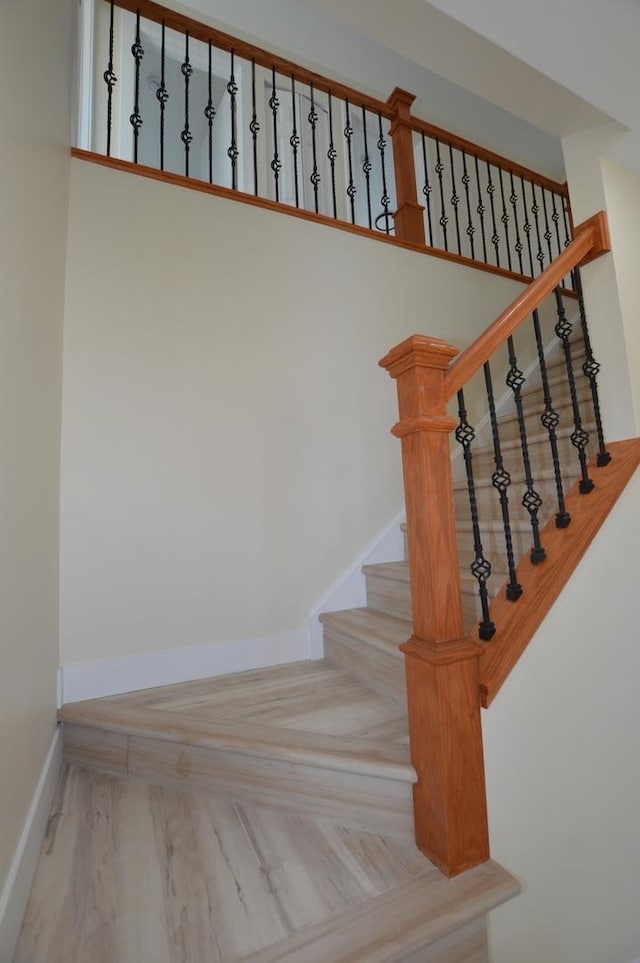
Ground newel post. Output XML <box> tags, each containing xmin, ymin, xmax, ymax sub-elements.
<box><xmin>386</xmin><ymin>88</ymin><xmax>426</xmax><ymax>246</ymax></box>
<box><xmin>380</xmin><ymin>335</ymin><xmax>489</xmax><ymax>877</ymax></box>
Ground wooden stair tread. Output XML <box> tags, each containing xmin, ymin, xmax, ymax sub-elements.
<box><xmin>320</xmin><ymin>607</ymin><xmax>411</xmax><ymax>657</ymax></box>
<box><xmin>362</xmin><ymin>560</ymin><xmax>502</xmax><ymax>597</ymax></box>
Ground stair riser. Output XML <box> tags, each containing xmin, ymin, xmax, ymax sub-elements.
<box><xmin>323</xmin><ymin>624</ymin><xmax>407</xmax><ymax>708</ymax></box>
<box><xmin>62</xmin><ymin>722</ymin><xmax>415</xmax><ymax>837</ymax></box>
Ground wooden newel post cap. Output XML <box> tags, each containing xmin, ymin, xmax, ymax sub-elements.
<box><xmin>386</xmin><ymin>87</ymin><xmax>417</xmax><ymax>114</ymax></box>
<box><xmin>379</xmin><ymin>335</ymin><xmax>459</xmax><ymax>379</ymax></box>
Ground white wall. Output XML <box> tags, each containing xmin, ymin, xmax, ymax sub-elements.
<box><xmin>0</xmin><ymin>0</ymin><xmax>72</xmax><ymax>941</ymax></box>
<box><xmin>59</xmin><ymin>158</ymin><xmax>525</xmax><ymax>669</ymax></box>
<box><xmin>484</xmin><ymin>466</ymin><xmax>640</xmax><ymax>963</ymax></box>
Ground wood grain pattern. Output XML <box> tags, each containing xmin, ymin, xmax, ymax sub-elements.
<box><xmin>386</xmin><ymin>89</ymin><xmax>426</xmax><ymax>246</ymax></box>
<box><xmin>478</xmin><ymin>438</ymin><xmax>640</xmax><ymax>706</ymax></box>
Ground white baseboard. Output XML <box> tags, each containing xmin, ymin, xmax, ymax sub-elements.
<box><xmin>308</xmin><ymin>511</ymin><xmax>405</xmax><ymax>659</ymax></box>
<box><xmin>59</xmin><ymin>628</ymin><xmax>310</xmax><ymax>704</ymax></box>
<box><xmin>0</xmin><ymin>728</ymin><xmax>62</xmax><ymax>963</ymax></box>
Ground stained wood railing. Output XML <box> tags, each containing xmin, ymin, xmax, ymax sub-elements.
<box><xmin>380</xmin><ymin>211</ymin><xmax>611</xmax><ymax>877</ymax></box>
<box><xmin>76</xmin><ymin>0</ymin><xmax>571</xmax><ymax>286</ymax></box>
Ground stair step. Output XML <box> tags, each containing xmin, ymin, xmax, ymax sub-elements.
<box><xmin>454</xmin><ymin>465</ymin><xmax>582</xmax><ymax>525</ymax></box>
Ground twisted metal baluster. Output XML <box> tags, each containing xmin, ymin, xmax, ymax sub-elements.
<box><xmin>435</xmin><ymin>139</ymin><xmax>449</xmax><ymax>251</ymax></box>
<box><xmin>181</xmin><ymin>33</ymin><xmax>193</xmax><ymax>177</ymax></box>
<box><xmin>377</xmin><ymin>112</ymin><xmax>391</xmax><ymax>235</ymax></box>
<box><xmin>269</xmin><ymin>68</ymin><xmax>281</xmax><ymax>202</ymax></box>
<box><xmin>130</xmin><ymin>11</ymin><xmax>144</xmax><ymax>162</ymax></box>
<box><xmin>551</xmin><ymin>191</ymin><xmax>563</xmax><ymax>259</ymax></box>
<box><xmin>572</xmin><ymin>267</ymin><xmax>611</xmax><ymax>466</ymax></box>
<box><xmin>103</xmin><ymin>0</ymin><xmax>117</xmax><ymax>157</ymax></box>
<box><xmin>449</xmin><ymin>145</ymin><xmax>462</xmax><ymax>255</ymax></box>
<box><xmin>461</xmin><ymin>151</ymin><xmax>475</xmax><ymax>260</ymax></box>
<box><xmin>205</xmin><ymin>44</ymin><xmax>216</xmax><ymax>185</ymax></box>
<box><xmin>344</xmin><ymin>100</ymin><xmax>356</xmax><ymax>224</ymax></box>
<box><xmin>484</xmin><ymin>359</ymin><xmax>522</xmax><ymax>601</ymax></box>
<box><xmin>530</xmin><ymin>182</ymin><xmax>545</xmax><ymax>274</ymax></box>
<box><xmin>498</xmin><ymin>169</ymin><xmax>512</xmax><ymax>272</ymax></box>
<box><xmin>554</xmin><ymin>287</ymin><xmax>594</xmax><ymax>493</ymax></box>
<box><xmin>309</xmin><ymin>85</ymin><xmax>320</xmax><ymax>213</ymax></box>
<box><xmin>532</xmin><ymin>308</ymin><xmax>571</xmax><ymax>529</ymax></box>
<box><xmin>289</xmin><ymin>76</ymin><xmax>300</xmax><ymax>208</ymax></box>
<box><xmin>456</xmin><ymin>389</ymin><xmax>495</xmax><ymax>641</ymax></box>
<box><xmin>506</xmin><ymin>337</ymin><xmax>545</xmax><ymax>563</ymax></box>
<box><xmin>227</xmin><ymin>52</ymin><xmax>238</xmax><ymax>190</ymax></box>
<box><xmin>520</xmin><ymin>176</ymin><xmax>535</xmax><ymax>276</ymax></box>
<box><xmin>156</xmin><ymin>21</ymin><xmax>168</xmax><ymax>171</ymax></box>
<box><xmin>474</xmin><ymin>156</ymin><xmax>488</xmax><ymax>263</ymax></box>
<box><xmin>486</xmin><ymin>163</ymin><xmax>500</xmax><ymax>266</ymax></box>
<box><xmin>509</xmin><ymin>172</ymin><xmax>524</xmax><ymax>275</ymax></box>
<box><xmin>249</xmin><ymin>60</ymin><xmax>259</xmax><ymax>195</ymax></box>
<box><xmin>361</xmin><ymin>107</ymin><xmax>373</xmax><ymax>229</ymax></box>
<box><xmin>541</xmin><ymin>188</ymin><xmax>554</xmax><ymax>265</ymax></box>
<box><xmin>327</xmin><ymin>93</ymin><xmax>338</xmax><ymax>220</ymax></box>
<box><xmin>420</xmin><ymin>133</ymin><xmax>434</xmax><ymax>244</ymax></box>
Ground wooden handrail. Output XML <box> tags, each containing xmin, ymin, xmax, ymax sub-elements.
<box><xmin>444</xmin><ymin>211</ymin><xmax>611</xmax><ymax>399</ymax></box>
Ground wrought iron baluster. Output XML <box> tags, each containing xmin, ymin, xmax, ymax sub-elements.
<box><xmin>506</xmin><ymin>337</ymin><xmax>545</xmax><ymax>563</ymax></box>
<box><xmin>181</xmin><ymin>32</ymin><xmax>193</xmax><ymax>177</ymax></box>
<box><xmin>498</xmin><ymin>168</ymin><xmax>512</xmax><ymax>272</ymax></box>
<box><xmin>227</xmin><ymin>52</ymin><xmax>238</xmax><ymax>191</ymax></box>
<box><xmin>484</xmin><ymin>359</ymin><xmax>522</xmax><ymax>601</ymax></box>
<box><xmin>509</xmin><ymin>172</ymin><xmax>524</xmax><ymax>275</ymax></box>
<box><xmin>530</xmin><ymin>182</ymin><xmax>545</xmax><ymax>273</ymax></box>
<box><xmin>572</xmin><ymin>267</ymin><xmax>611</xmax><ymax>466</ymax></box>
<box><xmin>551</xmin><ymin>191</ymin><xmax>562</xmax><ymax>258</ymax></box>
<box><xmin>103</xmin><ymin>0</ymin><xmax>117</xmax><ymax>157</ymax></box>
<box><xmin>486</xmin><ymin>163</ymin><xmax>500</xmax><ymax>266</ymax></box>
<box><xmin>269</xmin><ymin>68</ymin><xmax>281</xmax><ymax>202</ymax></box>
<box><xmin>541</xmin><ymin>188</ymin><xmax>554</xmax><ymax>265</ymax></box>
<box><xmin>449</xmin><ymin>145</ymin><xmax>462</xmax><ymax>255</ymax></box>
<box><xmin>249</xmin><ymin>59</ymin><xmax>259</xmax><ymax>195</ymax></box>
<box><xmin>532</xmin><ymin>308</ymin><xmax>571</xmax><ymax>528</ymax></box>
<box><xmin>327</xmin><ymin>92</ymin><xmax>338</xmax><ymax>220</ymax></box>
<box><xmin>562</xmin><ymin>199</ymin><xmax>572</xmax><ymax>248</ymax></box>
<box><xmin>204</xmin><ymin>43</ymin><xmax>215</xmax><ymax>185</ymax></box>
<box><xmin>420</xmin><ymin>134</ymin><xmax>434</xmax><ymax>244</ymax></box>
<box><xmin>290</xmin><ymin>76</ymin><xmax>300</xmax><ymax>208</ymax></box>
<box><xmin>456</xmin><ymin>389</ymin><xmax>495</xmax><ymax>641</ymax></box>
<box><xmin>520</xmin><ymin>176</ymin><xmax>535</xmax><ymax>276</ymax></box>
<box><xmin>129</xmin><ymin>11</ymin><xmax>144</xmax><ymax>162</ymax></box>
<box><xmin>474</xmin><ymin>156</ymin><xmax>488</xmax><ymax>263</ymax></box>
<box><xmin>554</xmin><ymin>287</ymin><xmax>594</xmax><ymax>493</ymax></box>
<box><xmin>361</xmin><ymin>106</ymin><xmax>373</xmax><ymax>229</ymax></box>
<box><xmin>309</xmin><ymin>85</ymin><xmax>320</xmax><ymax>214</ymax></box>
<box><xmin>344</xmin><ymin>99</ymin><xmax>356</xmax><ymax>224</ymax></box>
<box><xmin>435</xmin><ymin>139</ymin><xmax>448</xmax><ymax>251</ymax></box>
<box><xmin>377</xmin><ymin>112</ymin><xmax>391</xmax><ymax>235</ymax></box>
<box><xmin>157</xmin><ymin>21</ymin><xmax>168</xmax><ymax>171</ymax></box>
<box><xmin>461</xmin><ymin>151</ymin><xmax>475</xmax><ymax>260</ymax></box>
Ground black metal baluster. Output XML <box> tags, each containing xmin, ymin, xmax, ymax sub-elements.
<box><xmin>204</xmin><ymin>43</ymin><xmax>215</xmax><ymax>185</ymax></box>
<box><xmin>435</xmin><ymin>139</ymin><xmax>449</xmax><ymax>251</ymax></box>
<box><xmin>377</xmin><ymin>112</ymin><xmax>391</xmax><ymax>235</ymax></box>
<box><xmin>572</xmin><ymin>267</ymin><xmax>611</xmax><ymax>466</ymax></box>
<box><xmin>361</xmin><ymin>106</ymin><xmax>373</xmax><ymax>229</ymax></box>
<box><xmin>157</xmin><ymin>21</ymin><xmax>168</xmax><ymax>171</ymax></box>
<box><xmin>562</xmin><ymin>199</ymin><xmax>572</xmax><ymax>248</ymax></box>
<box><xmin>103</xmin><ymin>0</ymin><xmax>117</xmax><ymax>157</ymax></box>
<box><xmin>420</xmin><ymin>134</ymin><xmax>434</xmax><ymax>244</ymax></box>
<box><xmin>532</xmin><ymin>308</ymin><xmax>571</xmax><ymax>529</ymax></box>
<box><xmin>290</xmin><ymin>76</ymin><xmax>300</xmax><ymax>208</ymax></box>
<box><xmin>269</xmin><ymin>68</ymin><xmax>281</xmax><ymax>202</ymax></box>
<box><xmin>344</xmin><ymin>100</ymin><xmax>356</xmax><ymax>224</ymax></box>
<box><xmin>456</xmin><ymin>389</ymin><xmax>495</xmax><ymax>641</ymax></box>
<box><xmin>181</xmin><ymin>32</ymin><xmax>193</xmax><ymax>177</ymax></box>
<box><xmin>520</xmin><ymin>177</ymin><xmax>535</xmax><ymax>276</ymax></box>
<box><xmin>530</xmin><ymin>182</ymin><xmax>545</xmax><ymax>274</ymax></box>
<box><xmin>506</xmin><ymin>337</ymin><xmax>545</xmax><ymax>563</ymax></box>
<box><xmin>498</xmin><ymin>168</ymin><xmax>512</xmax><ymax>271</ymax></box>
<box><xmin>509</xmin><ymin>172</ymin><xmax>524</xmax><ymax>275</ymax></box>
<box><xmin>249</xmin><ymin>59</ymin><xmax>259</xmax><ymax>196</ymax></box>
<box><xmin>484</xmin><ymin>359</ymin><xmax>522</xmax><ymax>601</ymax></box>
<box><xmin>474</xmin><ymin>156</ymin><xmax>488</xmax><ymax>263</ymax></box>
<box><xmin>449</xmin><ymin>145</ymin><xmax>462</xmax><ymax>255</ymax></box>
<box><xmin>227</xmin><ymin>52</ymin><xmax>238</xmax><ymax>191</ymax></box>
<box><xmin>551</xmin><ymin>191</ymin><xmax>563</xmax><ymax>259</ymax></box>
<box><xmin>461</xmin><ymin>151</ymin><xmax>475</xmax><ymax>260</ymax></box>
<box><xmin>541</xmin><ymin>188</ymin><xmax>554</xmax><ymax>265</ymax></box>
<box><xmin>309</xmin><ymin>85</ymin><xmax>320</xmax><ymax>214</ymax></box>
<box><xmin>486</xmin><ymin>163</ymin><xmax>500</xmax><ymax>266</ymax></box>
<box><xmin>327</xmin><ymin>92</ymin><xmax>338</xmax><ymax>220</ymax></box>
<box><xmin>554</xmin><ymin>287</ymin><xmax>594</xmax><ymax>493</ymax></box>
<box><xmin>129</xmin><ymin>11</ymin><xmax>144</xmax><ymax>162</ymax></box>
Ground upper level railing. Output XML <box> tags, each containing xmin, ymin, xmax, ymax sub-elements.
<box><xmin>77</xmin><ymin>0</ymin><xmax>572</xmax><ymax>286</ymax></box>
